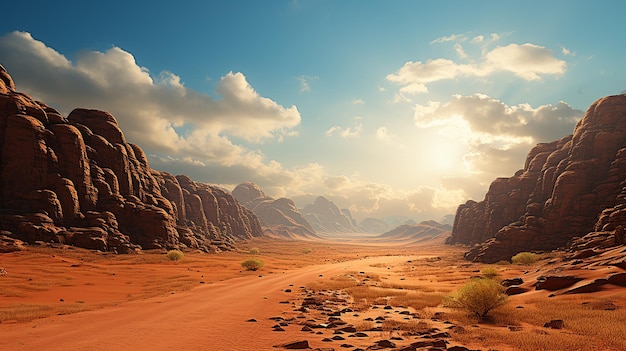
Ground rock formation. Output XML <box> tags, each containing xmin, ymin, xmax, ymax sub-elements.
<box><xmin>301</xmin><ymin>196</ymin><xmax>359</xmax><ymax>233</ymax></box>
<box><xmin>232</xmin><ymin>182</ymin><xmax>318</xmax><ymax>239</ymax></box>
<box><xmin>0</xmin><ymin>65</ymin><xmax>262</xmax><ymax>253</ymax></box>
<box><xmin>447</xmin><ymin>94</ymin><xmax>626</xmax><ymax>263</ymax></box>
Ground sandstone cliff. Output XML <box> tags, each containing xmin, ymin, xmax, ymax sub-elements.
<box><xmin>232</xmin><ymin>182</ymin><xmax>319</xmax><ymax>239</ymax></box>
<box><xmin>301</xmin><ymin>196</ymin><xmax>359</xmax><ymax>233</ymax></box>
<box><xmin>447</xmin><ymin>94</ymin><xmax>626</xmax><ymax>263</ymax></box>
<box><xmin>0</xmin><ymin>65</ymin><xmax>262</xmax><ymax>253</ymax></box>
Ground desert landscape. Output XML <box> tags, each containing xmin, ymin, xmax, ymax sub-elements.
<box><xmin>2</xmin><ymin>3</ymin><xmax>626</xmax><ymax>350</ymax></box>
<box><xmin>2</xmin><ymin>237</ymin><xmax>626</xmax><ymax>351</ymax></box>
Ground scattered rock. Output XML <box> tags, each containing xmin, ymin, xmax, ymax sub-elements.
<box><xmin>535</xmin><ymin>276</ymin><xmax>583</xmax><ymax>291</ymax></box>
<box><xmin>543</xmin><ymin>319</ymin><xmax>565</xmax><ymax>329</ymax></box>
<box><xmin>501</xmin><ymin>277</ymin><xmax>524</xmax><ymax>287</ymax></box>
<box><xmin>563</xmin><ymin>279</ymin><xmax>608</xmax><ymax>294</ymax></box>
<box><xmin>274</xmin><ymin>340</ymin><xmax>310</xmax><ymax>349</ymax></box>
<box><xmin>505</xmin><ymin>286</ymin><xmax>529</xmax><ymax>295</ymax></box>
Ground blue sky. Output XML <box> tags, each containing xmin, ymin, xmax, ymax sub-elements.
<box><xmin>2</xmin><ymin>1</ymin><xmax>626</xmax><ymax>222</ymax></box>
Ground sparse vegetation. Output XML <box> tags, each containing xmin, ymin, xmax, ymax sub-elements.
<box><xmin>511</xmin><ymin>252</ymin><xmax>540</xmax><ymax>265</ymax></box>
<box><xmin>248</xmin><ymin>248</ymin><xmax>260</xmax><ymax>255</ymax></box>
<box><xmin>166</xmin><ymin>249</ymin><xmax>185</xmax><ymax>261</ymax></box>
<box><xmin>241</xmin><ymin>258</ymin><xmax>264</xmax><ymax>271</ymax></box>
<box><xmin>302</xmin><ymin>248</ymin><xmax>313</xmax><ymax>254</ymax></box>
<box><xmin>445</xmin><ymin>278</ymin><xmax>507</xmax><ymax>320</ymax></box>
<box><xmin>480</xmin><ymin>266</ymin><xmax>501</xmax><ymax>280</ymax></box>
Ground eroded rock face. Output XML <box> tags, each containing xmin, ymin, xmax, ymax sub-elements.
<box><xmin>0</xmin><ymin>66</ymin><xmax>262</xmax><ymax>252</ymax></box>
<box><xmin>447</xmin><ymin>94</ymin><xmax>626</xmax><ymax>262</ymax></box>
<box><xmin>232</xmin><ymin>182</ymin><xmax>318</xmax><ymax>239</ymax></box>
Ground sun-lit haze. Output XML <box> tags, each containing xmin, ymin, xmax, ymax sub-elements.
<box><xmin>1</xmin><ymin>0</ymin><xmax>625</xmax><ymax>222</ymax></box>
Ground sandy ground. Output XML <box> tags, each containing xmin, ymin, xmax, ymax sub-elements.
<box><xmin>1</xmin><ymin>237</ymin><xmax>625</xmax><ymax>351</ymax></box>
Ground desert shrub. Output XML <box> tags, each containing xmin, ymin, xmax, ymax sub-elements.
<box><xmin>249</xmin><ymin>248</ymin><xmax>260</xmax><ymax>255</ymax></box>
<box><xmin>241</xmin><ymin>258</ymin><xmax>264</xmax><ymax>271</ymax></box>
<box><xmin>480</xmin><ymin>267</ymin><xmax>501</xmax><ymax>280</ymax></box>
<box><xmin>511</xmin><ymin>252</ymin><xmax>539</xmax><ymax>265</ymax></box>
<box><xmin>445</xmin><ymin>278</ymin><xmax>507</xmax><ymax>320</ymax></box>
<box><xmin>302</xmin><ymin>248</ymin><xmax>314</xmax><ymax>254</ymax></box>
<box><xmin>166</xmin><ymin>249</ymin><xmax>185</xmax><ymax>261</ymax></box>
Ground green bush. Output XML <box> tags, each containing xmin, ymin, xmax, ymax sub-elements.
<box><xmin>445</xmin><ymin>278</ymin><xmax>507</xmax><ymax>320</ymax></box>
<box><xmin>249</xmin><ymin>248</ymin><xmax>260</xmax><ymax>255</ymax></box>
<box><xmin>241</xmin><ymin>258</ymin><xmax>264</xmax><ymax>271</ymax></box>
<box><xmin>480</xmin><ymin>267</ymin><xmax>501</xmax><ymax>280</ymax></box>
<box><xmin>511</xmin><ymin>252</ymin><xmax>539</xmax><ymax>265</ymax></box>
<box><xmin>166</xmin><ymin>249</ymin><xmax>185</xmax><ymax>261</ymax></box>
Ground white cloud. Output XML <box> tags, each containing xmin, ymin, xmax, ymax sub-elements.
<box><xmin>482</xmin><ymin>43</ymin><xmax>566</xmax><ymax>80</ymax></box>
<box><xmin>351</xmin><ymin>98</ymin><xmax>365</xmax><ymax>105</ymax></box>
<box><xmin>413</xmin><ymin>94</ymin><xmax>583</xmax><ymax>198</ymax></box>
<box><xmin>387</xmin><ymin>36</ymin><xmax>567</xmax><ymax>99</ymax></box>
<box><xmin>298</xmin><ymin>75</ymin><xmax>318</xmax><ymax>93</ymax></box>
<box><xmin>376</xmin><ymin>127</ymin><xmax>391</xmax><ymax>141</ymax></box>
<box><xmin>0</xmin><ymin>31</ymin><xmax>301</xmax><ymax>148</ymax></box>
<box><xmin>325</xmin><ymin>117</ymin><xmax>362</xmax><ymax>138</ymax></box>
<box><xmin>431</xmin><ymin>34</ymin><xmax>467</xmax><ymax>44</ymax></box>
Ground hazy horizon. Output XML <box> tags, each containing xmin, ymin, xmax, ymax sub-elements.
<box><xmin>1</xmin><ymin>0</ymin><xmax>625</xmax><ymax>222</ymax></box>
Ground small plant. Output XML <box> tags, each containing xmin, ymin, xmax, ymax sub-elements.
<box><xmin>302</xmin><ymin>248</ymin><xmax>314</xmax><ymax>254</ymax></box>
<box><xmin>445</xmin><ymin>278</ymin><xmax>507</xmax><ymax>320</ymax></box>
<box><xmin>166</xmin><ymin>249</ymin><xmax>185</xmax><ymax>261</ymax></box>
<box><xmin>241</xmin><ymin>258</ymin><xmax>264</xmax><ymax>271</ymax></box>
<box><xmin>511</xmin><ymin>252</ymin><xmax>539</xmax><ymax>265</ymax></box>
<box><xmin>480</xmin><ymin>267</ymin><xmax>501</xmax><ymax>280</ymax></box>
<box><xmin>249</xmin><ymin>248</ymin><xmax>260</xmax><ymax>255</ymax></box>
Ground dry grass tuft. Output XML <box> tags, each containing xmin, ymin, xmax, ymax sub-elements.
<box><xmin>0</xmin><ymin>303</ymin><xmax>95</xmax><ymax>323</ymax></box>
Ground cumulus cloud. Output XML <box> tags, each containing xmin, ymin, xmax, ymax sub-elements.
<box><xmin>413</xmin><ymin>94</ymin><xmax>583</xmax><ymax>198</ymax></box>
<box><xmin>325</xmin><ymin>117</ymin><xmax>362</xmax><ymax>138</ymax></box>
<box><xmin>386</xmin><ymin>36</ymin><xmax>567</xmax><ymax>99</ymax></box>
<box><xmin>298</xmin><ymin>75</ymin><xmax>317</xmax><ymax>93</ymax></box>
<box><xmin>0</xmin><ymin>31</ymin><xmax>301</xmax><ymax>164</ymax></box>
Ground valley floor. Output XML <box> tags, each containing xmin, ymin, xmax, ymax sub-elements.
<box><xmin>1</xmin><ymin>237</ymin><xmax>625</xmax><ymax>350</ymax></box>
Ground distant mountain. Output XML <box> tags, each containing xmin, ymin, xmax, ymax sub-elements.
<box><xmin>439</xmin><ymin>214</ymin><xmax>455</xmax><ymax>226</ymax></box>
<box><xmin>358</xmin><ymin>217</ymin><xmax>390</xmax><ymax>233</ymax></box>
<box><xmin>232</xmin><ymin>182</ymin><xmax>319</xmax><ymax>239</ymax></box>
<box><xmin>301</xmin><ymin>196</ymin><xmax>359</xmax><ymax>233</ymax></box>
<box><xmin>378</xmin><ymin>220</ymin><xmax>451</xmax><ymax>244</ymax></box>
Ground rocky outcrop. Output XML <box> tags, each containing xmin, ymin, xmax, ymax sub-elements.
<box><xmin>378</xmin><ymin>220</ymin><xmax>451</xmax><ymax>243</ymax></box>
<box><xmin>0</xmin><ymin>65</ymin><xmax>262</xmax><ymax>253</ymax></box>
<box><xmin>447</xmin><ymin>94</ymin><xmax>626</xmax><ymax>262</ymax></box>
<box><xmin>232</xmin><ymin>182</ymin><xmax>318</xmax><ymax>239</ymax></box>
<box><xmin>301</xmin><ymin>196</ymin><xmax>359</xmax><ymax>233</ymax></box>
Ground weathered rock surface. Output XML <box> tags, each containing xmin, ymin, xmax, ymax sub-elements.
<box><xmin>0</xmin><ymin>66</ymin><xmax>262</xmax><ymax>253</ymax></box>
<box><xmin>301</xmin><ymin>196</ymin><xmax>359</xmax><ymax>233</ymax></box>
<box><xmin>232</xmin><ymin>182</ymin><xmax>318</xmax><ymax>239</ymax></box>
<box><xmin>447</xmin><ymin>94</ymin><xmax>626</xmax><ymax>262</ymax></box>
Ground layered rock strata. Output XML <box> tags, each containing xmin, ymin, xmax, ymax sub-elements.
<box><xmin>0</xmin><ymin>65</ymin><xmax>262</xmax><ymax>253</ymax></box>
<box><xmin>447</xmin><ymin>94</ymin><xmax>626</xmax><ymax>262</ymax></box>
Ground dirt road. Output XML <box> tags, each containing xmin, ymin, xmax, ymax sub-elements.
<box><xmin>1</xmin><ymin>255</ymin><xmax>418</xmax><ymax>350</ymax></box>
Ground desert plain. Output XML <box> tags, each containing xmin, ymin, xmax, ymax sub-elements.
<box><xmin>1</xmin><ymin>236</ymin><xmax>625</xmax><ymax>351</ymax></box>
